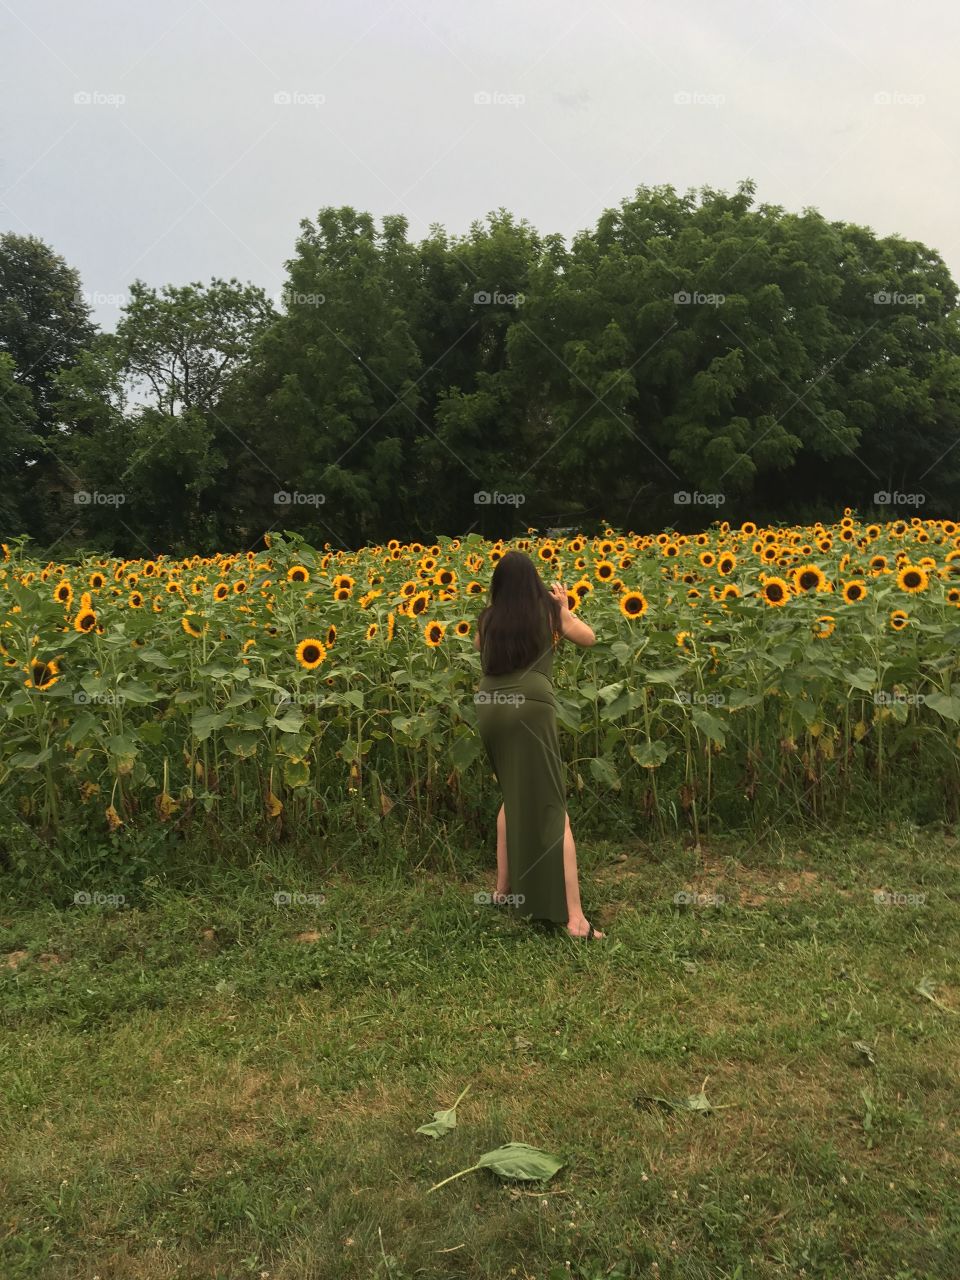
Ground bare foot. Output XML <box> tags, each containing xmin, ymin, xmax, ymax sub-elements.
<box><xmin>566</xmin><ymin>915</ymin><xmax>604</xmax><ymax>939</ymax></box>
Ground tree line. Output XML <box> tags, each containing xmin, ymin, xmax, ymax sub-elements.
<box><xmin>2</xmin><ymin>177</ymin><xmax>959</xmax><ymax>557</ymax></box>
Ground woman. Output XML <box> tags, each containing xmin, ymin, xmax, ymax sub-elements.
<box><xmin>473</xmin><ymin>550</ymin><xmax>604</xmax><ymax>940</ymax></box>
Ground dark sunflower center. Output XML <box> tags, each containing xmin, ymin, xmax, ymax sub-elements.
<box><xmin>303</xmin><ymin>645</ymin><xmax>320</xmax><ymax>663</ymax></box>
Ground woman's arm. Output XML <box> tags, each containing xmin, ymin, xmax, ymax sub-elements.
<box><xmin>550</xmin><ymin>583</ymin><xmax>596</xmax><ymax>647</ymax></box>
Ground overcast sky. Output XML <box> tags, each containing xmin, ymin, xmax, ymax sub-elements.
<box><xmin>3</xmin><ymin>0</ymin><xmax>957</xmax><ymax>329</ymax></box>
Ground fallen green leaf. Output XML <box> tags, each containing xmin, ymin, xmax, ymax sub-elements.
<box><xmin>427</xmin><ymin>1141</ymin><xmax>563</xmax><ymax>1193</ymax></box>
<box><xmin>415</xmin><ymin>1084</ymin><xmax>471</xmax><ymax>1138</ymax></box>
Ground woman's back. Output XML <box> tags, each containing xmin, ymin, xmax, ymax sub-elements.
<box><xmin>479</xmin><ymin>605</ymin><xmax>556</xmax><ymax>685</ymax></box>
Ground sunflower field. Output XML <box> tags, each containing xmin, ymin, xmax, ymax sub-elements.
<box><xmin>4</xmin><ymin>511</ymin><xmax>960</xmax><ymax>850</ymax></box>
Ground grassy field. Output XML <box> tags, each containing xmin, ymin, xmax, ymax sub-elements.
<box><xmin>1</xmin><ymin>823</ymin><xmax>958</xmax><ymax>1280</ymax></box>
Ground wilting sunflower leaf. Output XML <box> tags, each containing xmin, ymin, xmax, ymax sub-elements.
<box><xmin>427</xmin><ymin>1141</ymin><xmax>563</xmax><ymax>1193</ymax></box>
<box><xmin>415</xmin><ymin>1084</ymin><xmax>470</xmax><ymax>1138</ymax></box>
<box><xmin>852</xmin><ymin>1040</ymin><xmax>877</xmax><ymax>1066</ymax></box>
<box><xmin>915</xmin><ymin>976</ymin><xmax>957</xmax><ymax>1013</ymax></box>
<box><xmin>635</xmin><ymin>1079</ymin><xmax>735</xmax><ymax>1115</ymax></box>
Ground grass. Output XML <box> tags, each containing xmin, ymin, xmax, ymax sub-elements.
<box><xmin>1</xmin><ymin>821</ymin><xmax>958</xmax><ymax>1279</ymax></box>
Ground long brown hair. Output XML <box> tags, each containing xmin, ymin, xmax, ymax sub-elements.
<box><xmin>477</xmin><ymin>550</ymin><xmax>561</xmax><ymax>675</ymax></box>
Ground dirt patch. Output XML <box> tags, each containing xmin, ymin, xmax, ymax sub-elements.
<box><xmin>4</xmin><ymin>949</ymin><xmax>29</xmax><ymax>968</ymax></box>
<box><xmin>683</xmin><ymin>858</ymin><xmax>822</xmax><ymax>908</ymax></box>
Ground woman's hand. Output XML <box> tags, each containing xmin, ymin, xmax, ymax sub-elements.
<box><xmin>551</xmin><ymin>581</ymin><xmax>569</xmax><ymax>612</ymax></box>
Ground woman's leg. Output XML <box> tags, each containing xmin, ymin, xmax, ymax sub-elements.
<box><xmin>562</xmin><ymin>813</ymin><xmax>604</xmax><ymax>937</ymax></box>
<box><xmin>494</xmin><ymin>803</ymin><xmax>509</xmax><ymax>901</ymax></box>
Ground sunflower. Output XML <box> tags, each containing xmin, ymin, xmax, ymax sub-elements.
<box><xmin>676</xmin><ymin>630</ymin><xmax>692</xmax><ymax>648</ymax></box>
<box><xmin>25</xmin><ymin>657</ymin><xmax>60</xmax><ymax>690</ymax></box>
<box><xmin>424</xmin><ymin>620</ymin><xmax>446</xmax><ymax>647</ymax></box>
<box><xmin>334</xmin><ymin>587</ymin><xmax>351</xmax><ymax>601</ymax></box>
<box><xmin>181</xmin><ymin>614</ymin><xmax>206</xmax><ymax>638</ymax></box>
<box><xmin>325</xmin><ymin>624</ymin><xmax>337</xmax><ymax>648</ymax></box>
<box><xmin>74</xmin><ymin>607</ymin><xmax>97</xmax><ymax>633</ymax></box>
<box><xmin>128</xmin><ymin>591</ymin><xmax>144</xmax><ymax>609</ymax></box>
<box><xmin>889</xmin><ymin>610</ymin><xmax>909</xmax><ymax>631</ymax></box>
<box><xmin>88</xmin><ymin>571</ymin><xmax>106</xmax><ymax>590</ymax></box>
<box><xmin>792</xmin><ymin>564</ymin><xmax>826</xmax><ymax>593</ymax></box>
<box><xmin>619</xmin><ymin>591</ymin><xmax>648</xmax><ymax>619</ymax></box>
<box><xmin>53</xmin><ymin>581</ymin><xmax>73</xmax><ymax>607</ymax></box>
<box><xmin>947</xmin><ymin>588</ymin><xmax>960</xmax><ymax>607</ymax></box>
<box><xmin>466</xmin><ymin>580</ymin><xmax>484</xmax><ymax>595</ymax></box>
<box><xmin>761</xmin><ymin>578</ymin><xmax>791</xmax><ymax>607</ymax></box>
<box><xmin>896</xmin><ymin>565</ymin><xmax>928</xmax><ymax>594</ymax></box>
<box><xmin>287</xmin><ymin>565</ymin><xmax>310</xmax><ymax>583</ymax></box>
<box><xmin>454</xmin><ymin>619</ymin><xmax>471</xmax><ymax>637</ymax></box>
<box><xmin>233</xmin><ymin>579</ymin><xmax>248</xmax><ymax>594</ymax></box>
<box><xmin>717</xmin><ymin>553</ymin><xmax>736</xmax><ymax>576</ymax></box>
<box><xmin>387</xmin><ymin>611</ymin><xmax>396</xmax><ymax>643</ymax></box>
<box><xmin>214</xmin><ymin>582</ymin><xmax>230</xmax><ymax>601</ymax></box>
<box><xmin>365</xmin><ymin>622</ymin><xmax>379</xmax><ymax>640</ymax></box>
<box><xmin>813</xmin><ymin>615</ymin><xmax>836</xmax><ymax>639</ymax></box>
<box><xmin>842</xmin><ymin>580</ymin><xmax>867</xmax><ymax>604</ymax></box>
<box><xmin>408</xmin><ymin>591</ymin><xmax>430</xmax><ymax>616</ymax></box>
<box><xmin>595</xmin><ymin>560</ymin><xmax>615</xmax><ymax>581</ymax></box>
<box><xmin>295</xmin><ymin>638</ymin><xmax>326</xmax><ymax>669</ymax></box>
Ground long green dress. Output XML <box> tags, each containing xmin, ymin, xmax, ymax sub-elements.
<box><xmin>475</xmin><ymin>614</ymin><xmax>568</xmax><ymax>924</ymax></box>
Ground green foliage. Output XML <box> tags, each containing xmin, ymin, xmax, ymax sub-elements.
<box><xmin>4</xmin><ymin>183</ymin><xmax>960</xmax><ymax>551</ymax></box>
